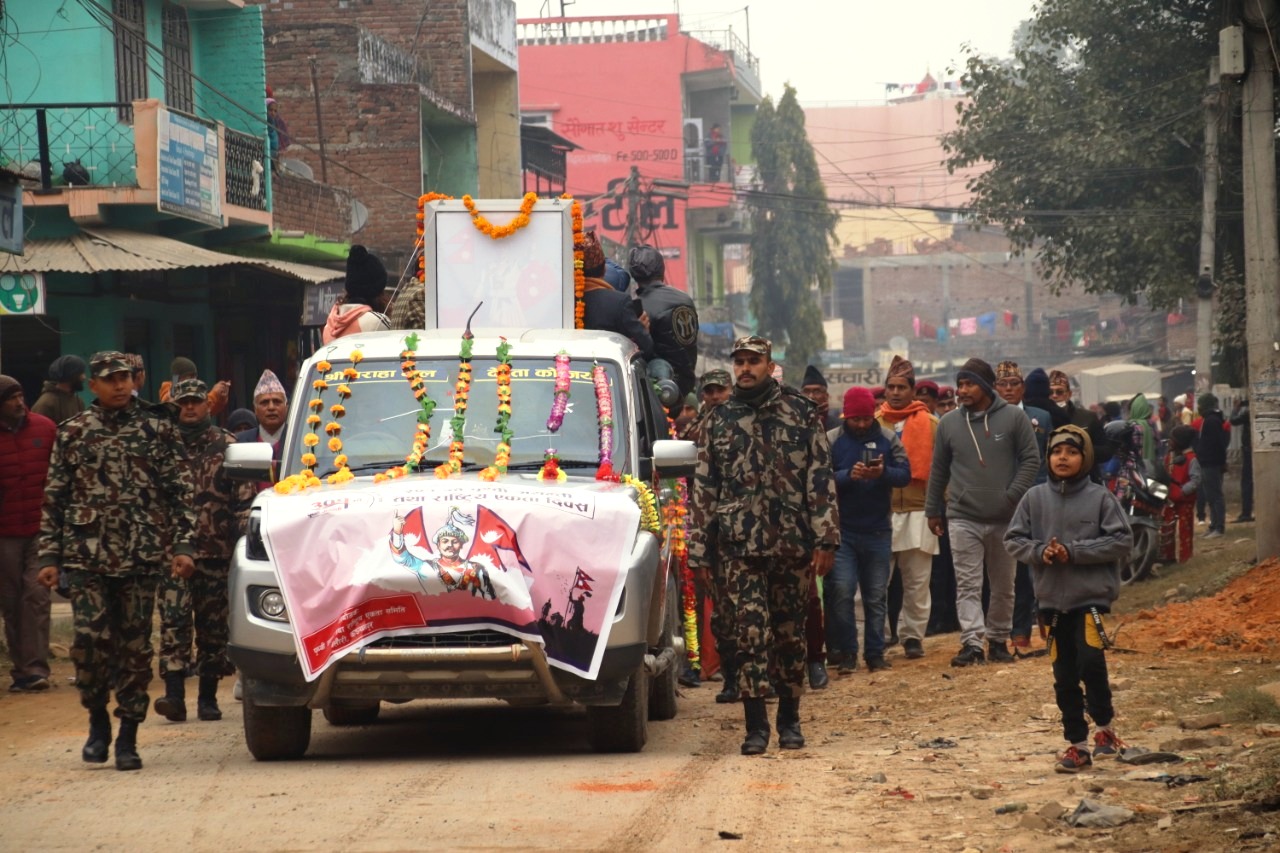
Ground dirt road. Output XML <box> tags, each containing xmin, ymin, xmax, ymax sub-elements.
<box><xmin>2</xmin><ymin>544</ymin><xmax>1277</xmax><ymax>851</ymax></box>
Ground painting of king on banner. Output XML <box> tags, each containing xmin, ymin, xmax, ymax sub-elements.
<box><xmin>386</xmin><ymin>505</ymin><xmax>534</xmax><ymax>610</ymax></box>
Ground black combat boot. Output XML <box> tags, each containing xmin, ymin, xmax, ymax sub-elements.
<box><xmin>82</xmin><ymin>707</ymin><xmax>112</xmax><ymax>764</ymax></box>
<box><xmin>197</xmin><ymin>676</ymin><xmax>222</xmax><ymax>721</ymax></box>
<box><xmin>715</xmin><ymin>648</ymin><xmax>739</xmax><ymax>704</ymax></box>
<box><xmin>154</xmin><ymin>672</ymin><xmax>187</xmax><ymax>722</ymax></box>
<box><xmin>114</xmin><ymin>718</ymin><xmax>142</xmax><ymax>771</ymax></box>
<box><xmin>777</xmin><ymin>694</ymin><xmax>805</xmax><ymax>749</ymax></box>
<box><xmin>740</xmin><ymin>697</ymin><xmax>771</xmax><ymax>755</ymax></box>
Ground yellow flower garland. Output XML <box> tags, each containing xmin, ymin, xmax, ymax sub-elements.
<box><xmin>621</xmin><ymin>475</ymin><xmax>660</xmax><ymax>534</ymax></box>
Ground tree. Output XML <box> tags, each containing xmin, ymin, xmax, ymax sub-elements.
<box><xmin>746</xmin><ymin>84</ymin><xmax>838</xmax><ymax>370</ymax></box>
<box><xmin>942</xmin><ymin>0</ymin><xmax>1240</xmax><ymax>308</ymax></box>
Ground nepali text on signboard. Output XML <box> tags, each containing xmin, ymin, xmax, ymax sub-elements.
<box><xmin>157</xmin><ymin>107</ymin><xmax>223</xmax><ymax>227</ymax></box>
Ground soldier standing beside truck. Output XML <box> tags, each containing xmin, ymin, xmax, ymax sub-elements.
<box><xmin>35</xmin><ymin>351</ymin><xmax>197</xmax><ymax>772</ymax></box>
<box><xmin>688</xmin><ymin>336</ymin><xmax>839</xmax><ymax>756</ymax></box>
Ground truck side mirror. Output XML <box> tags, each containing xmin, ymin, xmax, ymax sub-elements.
<box><xmin>224</xmin><ymin>442</ymin><xmax>276</xmax><ymax>482</ymax></box>
<box><xmin>653</xmin><ymin>439</ymin><xmax>696</xmax><ymax>480</ymax></box>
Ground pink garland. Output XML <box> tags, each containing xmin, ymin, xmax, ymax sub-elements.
<box><xmin>546</xmin><ymin>351</ymin><xmax>571</xmax><ymax>432</ymax></box>
<box><xmin>593</xmin><ymin>363</ymin><xmax>615</xmax><ymax>480</ymax></box>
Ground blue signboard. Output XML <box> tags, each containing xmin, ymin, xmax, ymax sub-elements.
<box><xmin>157</xmin><ymin>108</ymin><xmax>223</xmax><ymax>227</ymax></box>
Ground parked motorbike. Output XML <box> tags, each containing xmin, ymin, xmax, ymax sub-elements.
<box><xmin>1102</xmin><ymin>421</ymin><xmax>1169</xmax><ymax>585</ymax></box>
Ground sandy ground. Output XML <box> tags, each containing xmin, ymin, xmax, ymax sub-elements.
<box><xmin>2</xmin><ymin>542</ymin><xmax>1278</xmax><ymax>851</ymax></box>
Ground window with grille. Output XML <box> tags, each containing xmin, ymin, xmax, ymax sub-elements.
<box><xmin>113</xmin><ymin>0</ymin><xmax>148</xmax><ymax>122</ymax></box>
<box><xmin>162</xmin><ymin>2</ymin><xmax>195</xmax><ymax>114</ymax></box>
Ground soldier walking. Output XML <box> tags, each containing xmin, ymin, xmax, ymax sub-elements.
<box><xmin>688</xmin><ymin>336</ymin><xmax>839</xmax><ymax>755</ymax></box>
<box><xmin>36</xmin><ymin>351</ymin><xmax>197</xmax><ymax>771</ymax></box>
<box><xmin>154</xmin><ymin>379</ymin><xmax>254</xmax><ymax>723</ymax></box>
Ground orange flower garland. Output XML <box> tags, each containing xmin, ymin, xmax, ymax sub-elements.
<box><xmin>479</xmin><ymin>337</ymin><xmax>514</xmax><ymax>482</ymax></box>
<box><xmin>435</xmin><ymin>333</ymin><xmax>474</xmax><ymax>479</ymax></box>
<box><xmin>375</xmin><ymin>332</ymin><xmax>438</xmax><ymax>484</ymax></box>
<box><xmin>462</xmin><ymin>192</ymin><xmax>538</xmax><ymax>239</ymax></box>
<box><xmin>417</xmin><ymin>192</ymin><xmax>454</xmax><ymax>284</ymax></box>
<box><xmin>564</xmin><ymin>194</ymin><xmax>586</xmax><ymax>329</ymax></box>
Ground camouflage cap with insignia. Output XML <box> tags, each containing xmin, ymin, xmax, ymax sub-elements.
<box><xmin>172</xmin><ymin>378</ymin><xmax>208</xmax><ymax>402</ymax></box>
<box><xmin>88</xmin><ymin>350</ymin><xmax>133</xmax><ymax>378</ymax></box>
<box><xmin>731</xmin><ymin>335</ymin><xmax>771</xmax><ymax>359</ymax></box>
<box><xmin>699</xmin><ymin>368</ymin><xmax>732</xmax><ymax>389</ymax></box>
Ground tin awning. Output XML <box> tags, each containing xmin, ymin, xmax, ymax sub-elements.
<box><xmin>8</xmin><ymin>228</ymin><xmax>342</xmax><ymax>284</ymax></box>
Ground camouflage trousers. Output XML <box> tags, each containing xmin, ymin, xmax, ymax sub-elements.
<box><xmin>723</xmin><ymin>555</ymin><xmax>812</xmax><ymax>699</ymax></box>
<box><xmin>68</xmin><ymin>570</ymin><xmax>158</xmax><ymax>721</ymax></box>
<box><xmin>157</xmin><ymin>558</ymin><xmax>234</xmax><ymax>678</ymax></box>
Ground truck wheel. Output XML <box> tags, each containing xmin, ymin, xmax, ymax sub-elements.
<box><xmin>324</xmin><ymin>701</ymin><xmax>381</xmax><ymax>726</ymax></box>
<box><xmin>586</xmin><ymin>664</ymin><xmax>649</xmax><ymax>753</ymax></box>
<box><xmin>243</xmin><ymin>692</ymin><xmax>312</xmax><ymax>761</ymax></box>
<box><xmin>648</xmin><ymin>572</ymin><xmax>680</xmax><ymax>722</ymax></box>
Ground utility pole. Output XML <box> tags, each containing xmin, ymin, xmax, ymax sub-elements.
<box><xmin>1194</xmin><ymin>58</ymin><xmax>1220</xmax><ymax>395</ymax></box>
<box><xmin>308</xmin><ymin>57</ymin><xmax>329</xmax><ymax>183</ymax></box>
<box><xmin>623</xmin><ymin>166</ymin><xmax>643</xmax><ymax>251</ymax></box>
<box><xmin>1240</xmin><ymin>1</ymin><xmax>1280</xmax><ymax>560</ymax></box>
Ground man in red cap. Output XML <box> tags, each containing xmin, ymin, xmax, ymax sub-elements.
<box><xmin>825</xmin><ymin>386</ymin><xmax>911</xmax><ymax>673</ymax></box>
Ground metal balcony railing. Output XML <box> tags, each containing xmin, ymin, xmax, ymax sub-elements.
<box><xmin>0</xmin><ymin>102</ymin><xmax>137</xmax><ymax>189</ymax></box>
<box><xmin>226</xmin><ymin>126</ymin><xmax>268</xmax><ymax>211</ymax></box>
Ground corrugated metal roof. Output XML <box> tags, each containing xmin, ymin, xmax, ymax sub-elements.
<box><xmin>7</xmin><ymin>229</ymin><xmax>342</xmax><ymax>284</ymax></box>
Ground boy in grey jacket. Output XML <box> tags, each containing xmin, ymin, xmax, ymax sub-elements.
<box><xmin>1005</xmin><ymin>425</ymin><xmax>1133</xmax><ymax>773</ymax></box>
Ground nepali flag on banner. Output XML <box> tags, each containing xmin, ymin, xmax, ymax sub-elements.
<box><xmin>469</xmin><ymin>505</ymin><xmax>533</xmax><ymax>574</ymax></box>
<box><xmin>572</xmin><ymin>567</ymin><xmax>595</xmax><ymax>595</ymax></box>
<box><xmin>399</xmin><ymin>506</ymin><xmax>433</xmax><ymax>561</ymax></box>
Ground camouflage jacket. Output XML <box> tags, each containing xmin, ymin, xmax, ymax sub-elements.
<box><xmin>388</xmin><ymin>278</ymin><xmax>425</xmax><ymax>330</ymax></box>
<box><xmin>688</xmin><ymin>380</ymin><xmax>840</xmax><ymax>564</ymax></box>
<box><xmin>37</xmin><ymin>398</ymin><xmax>197</xmax><ymax>575</ymax></box>
<box><xmin>182</xmin><ymin>424</ymin><xmax>255</xmax><ymax>559</ymax></box>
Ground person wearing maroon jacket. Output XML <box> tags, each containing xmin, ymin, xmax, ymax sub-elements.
<box><xmin>0</xmin><ymin>375</ymin><xmax>58</xmax><ymax>692</ymax></box>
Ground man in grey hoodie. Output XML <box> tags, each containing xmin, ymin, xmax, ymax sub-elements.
<box><xmin>925</xmin><ymin>358</ymin><xmax>1041</xmax><ymax>667</ymax></box>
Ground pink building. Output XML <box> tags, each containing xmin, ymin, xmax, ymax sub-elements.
<box><xmin>517</xmin><ymin>14</ymin><xmax>763</xmax><ymax>302</ymax></box>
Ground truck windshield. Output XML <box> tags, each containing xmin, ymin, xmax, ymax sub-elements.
<box><xmin>287</xmin><ymin>356</ymin><xmax>627</xmax><ymax>478</ymax></box>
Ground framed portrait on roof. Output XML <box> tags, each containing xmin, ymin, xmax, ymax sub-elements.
<box><xmin>420</xmin><ymin>198</ymin><xmax>574</xmax><ymax>330</ymax></box>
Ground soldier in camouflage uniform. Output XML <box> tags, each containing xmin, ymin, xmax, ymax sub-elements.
<box><xmin>154</xmin><ymin>379</ymin><xmax>254</xmax><ymax>724</ymax></box>
<box><xmin>35</xmin><ymin>352</ymin><xmax>197</xmax><ymax>772</ymax></box>
<box><xmin>687</xmin><ymin>337</ymin><xmax>840</xmax><ymax>755</ymax></box>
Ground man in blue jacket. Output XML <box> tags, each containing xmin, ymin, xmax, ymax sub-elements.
<box><xmin>826</xmin><ymin>387</ymin><xmax>911</xmax><ymax>672</ymax></box>
<box><xmin>925</xmin><ymin>358</ymin><xmax>1041</xmax><ymax>667</ymax></box>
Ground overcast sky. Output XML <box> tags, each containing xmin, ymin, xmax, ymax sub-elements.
<box><xmin>515</xmin><ymin>1</ymin><xmax>1038</xmax><ymax>103</ymax></box>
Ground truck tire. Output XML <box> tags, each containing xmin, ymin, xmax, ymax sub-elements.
<box><xmin>648</xmin><ymin>572</ymin><xmax>680</xmax><ymax>722</ymax></box>
<box><xmin>243</xmin><ymin>693</ymin><xmax>312</xmax><ymax>761</ymax></box>
<box><xmin>323</xmin><ymin>701</ymin><xmax>381</xmax><ymax>726</ymax></box>
<box><xmin>586</xmin><ymin>664</ymin><xmax>649</xmax><ymax>753</ymax></box>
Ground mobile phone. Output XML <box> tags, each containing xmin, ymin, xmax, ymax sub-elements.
<box><xmin>630</xmin><ymin>299</ymin><xmax>644</xmax><ymax>318</ymax></box>
<box><xmin>862</xmin><ymin>449</ymin><xmax>882</xmax><ymax>467</ymax></box>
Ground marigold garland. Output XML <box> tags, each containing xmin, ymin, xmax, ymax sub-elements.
<box><xmin>621</xmin><ymin>474</ymin><xmax>660</xmax><ymax>534</ymax></box>
<box><xmin>563</xmin><ymin>194</ymin><xmax>586</xmax><ymax>329</ymax></box>
<box><xmin>661</xmin><ymin>482</ymin><xmax>698</xmax><ymax>671</ymax></box>
<box><xmin>462</xmin><ymin>192</ymin><xmax>538</xmax><ymax>239</ymax></box>
<box><xmin>435</xmin><ymin>333</ymin><xmax>474</xmax><ymax>479</ymax></box>
<box><xmin>375</xmin><ymin>333</ymin><xmax>438</xmax><ymax>483</ymax></box>
<box><xmin>480</xmin><ymin>337</ymin><xmax>514</xmax><ymax>481</ymax></box>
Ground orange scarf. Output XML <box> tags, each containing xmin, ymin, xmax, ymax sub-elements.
<box><xmin>877</xmin><ymin>400</ymin><xmax>935</xmax><ymax>482</ymax></box>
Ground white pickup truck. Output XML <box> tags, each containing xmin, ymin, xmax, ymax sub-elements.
<box><xmin>224</xmin><ymin>327</ymin><xmax>694</xmax><ymax>759</ymax></box>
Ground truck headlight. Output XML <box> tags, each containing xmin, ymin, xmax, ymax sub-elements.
<box><xmin>253</xmin><ymin>587</ymin><xmax>289</xmax><ymax>623</ymax></box>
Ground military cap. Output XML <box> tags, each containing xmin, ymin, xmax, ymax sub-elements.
<box><xmin>88</xmin><ymin>351</ymin><xmax>133</xmax><ymax>378</ymax></box>
<box><xmin>124</xmin><ymin>353</ymin><xmax>145</xmax><ymax>372</ymax></box>
<box><xmin>731</xmin><ymin>335</ymin><xmax>771</xmax><ymax>359</ymax></box>
<box><xmin>172</xmin><ymin>378</ymin><xmax>208</xmax><ymax>402</ymax></box>
<box><xmin>699</xmin><ymin>369</ymin><xmax>732</xmax><ymax>390</ymax></box>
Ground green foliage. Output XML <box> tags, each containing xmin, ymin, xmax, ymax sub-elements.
<box><xmin>746</xmin><ymin>84</ymin><xmax>838</xmax><ymax>369</ymax></box>
<box><xmin>1214</xmin><ymin>253</ymin><xmax>1247</xmax><ymax>386</ymax></box>
<box><xmin>942</xmin><ymin>0</ymin><xmax>1234</xmax><ymax>308</ymax></box>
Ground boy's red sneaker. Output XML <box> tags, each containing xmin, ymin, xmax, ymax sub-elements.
<box><xmin>1093</xmin><ymin>729</ymin><xmax>1125</xmax><ymax>759</ymax></box>
<box><xmin>1055</xmin><ymin>745</ymin><xmax>1093</xmax><ymax>774</ymax></box>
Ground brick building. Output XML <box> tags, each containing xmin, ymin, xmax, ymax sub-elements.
<box><xmin>252</xmin><ymin>0</ymin><xmax>521</xmax><ymax>277</ymax></box>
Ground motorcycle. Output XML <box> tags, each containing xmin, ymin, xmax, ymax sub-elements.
<box><xmin>1102</xmin><ymin>421</ymin><xmax>1169</xmax><ymax>585</ymax></box>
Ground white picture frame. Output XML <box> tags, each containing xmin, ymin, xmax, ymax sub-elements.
<box><xmin>421</xmin><ymin>198</ymin><xmax>574</xmax><ymax>330</ymax></box>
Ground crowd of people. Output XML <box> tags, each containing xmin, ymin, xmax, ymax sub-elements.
<box><xmin>680</xmin><ymin>338</ymin><xmax>1249</xmax><ymax>772</ymax></box>
<box><xmin>0</xmin><ymin>241</ymin><xmax>1252</xmax><ymax>775</ymax></box>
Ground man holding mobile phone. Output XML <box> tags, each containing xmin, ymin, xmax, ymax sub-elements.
<box><xmin>825</xmin><ymin>387</ymin><xmax>911</xmax><ymax>674</ymax></box>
